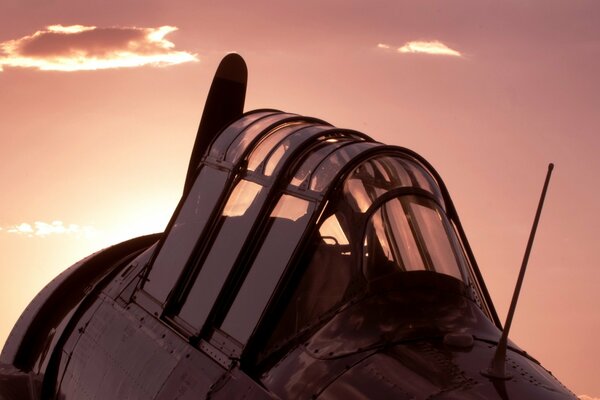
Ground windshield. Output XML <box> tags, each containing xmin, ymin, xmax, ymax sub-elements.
<box><xmin>363</xmin><ymin>195</ymin><xmax>467</xmax><ymax>282</ymax></box>
<box><xmin>263</xmin><ymin>154</ymin><xmax>473</xmax><ymax>354</ymax></box>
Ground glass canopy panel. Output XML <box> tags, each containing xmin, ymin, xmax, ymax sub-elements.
<box><xmin>144</xmin><ymin>167</ymin><xmax>228</xmax><ymax>303</ymax></box>
<box><xmin>409</xmin><ymin>201</ymin><xmax>465</xmax><ymax>281</ymax></box>
<box><xmin>208</xmin><ymin>111</ymin><xmax>276</xmax><ymax>161</ymax></box>
<box><xmin>264</xmin><ymin>212</ymin><xmax>356</xmax><ymax>351</ymax></box>
<box><xmin>363</xmin><ymin>195</ymin><xmax>466</xmax><ymax>283</ymax></box>
<box><xmin>224</xmin><ymin>113</ymin><xmax>298</xmax><ymax>165</ymax></box>
<box><xmin>246</xmin><ymin>122</ymin><xmax>308</xmax><ymax>173</ymax></box>
<box><xmin>343</xmin><ymin>155</ymin><xmax>445</xmax><ymax>214</ymax></box>
<box><xmin>309</xmin><ymin>142</ymin><xmax>381</xmax><ymax>192</ymax></box>
<box><xmin>220</xmin><ymin>195</ymin><xmax>314</xmax><ymax>344</ymax></box>
<box><xmin>396</xmin><ymin>158</ymin><xmax>443</xmax><ymax>205</ymax></box>
<box><xmin>178</xmin><ymin>180</ymin><xmax>267</xmax><ymax>331</ymax></box>
<box><xmin>290</xmin><ymin>139</ymin><xmax>355</xmax><ymax>188</ymax></box>
<box><xmin>263</xmin><ymin>125</ymin><xmax>334</xmax><ymax>177</ymax></box>
<box><xmin>366</xmin><ymin>198</ymin><xmax>424</xmax><ymax>272</ymax></box>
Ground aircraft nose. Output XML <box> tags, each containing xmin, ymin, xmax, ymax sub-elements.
<box><xmin>317</xmin><ymin>339</ymin><xmax>577</xmax><ymax>399</ymax></box>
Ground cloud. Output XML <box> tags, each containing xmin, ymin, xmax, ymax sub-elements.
<box><xmin>579</xmin><ymin>396</ymin><xmax>600</xmax><ymax>400</ymax></box>
<box><xmin>4</xmin><ymin>220</ymin><xmax>97</xmax><ymax>238</ymax></box>
<box><xmin>377</xmin><ymin>40</ymin><xmax>462</xmax><ymax>57</ymax></box>
<box><xmin>0</xmin><ymin>24</ymin><xmax>198</xmax><ymax>72</ymax></box>
<box><xmin>399</xmin><ymin>41</ymin><xmax>462</xmax><ymax>57</ymax></box>
<box><xmin>8</xmin><ymin>223</ymin><xmax>34</xmax><ymax>234</ymax></box>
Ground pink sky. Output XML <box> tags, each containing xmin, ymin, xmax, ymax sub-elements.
<box><xmin>0</xmin><ymin>1</ymin><xmax>599</xmax><ymax>397</ymax></box>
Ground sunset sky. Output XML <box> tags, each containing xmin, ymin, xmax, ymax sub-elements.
<box><xmin>0</xmin><ymin>1</ymin><xmax>598</xmax><ymax>397</ymax></box>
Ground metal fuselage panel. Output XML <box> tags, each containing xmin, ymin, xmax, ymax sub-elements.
<box><xmin>51</xmin><ymin>295</ymin><xmax>274</xmax><ymax>399</ymax></box>
<box><xmin>54</xmin><ymin>298</ymin><xmax>219</xmax><ymax>399</ymax></box>
<box><xmin>259</xmin><ymin>277</ymin><xmax>577</xmax><ymax>399</ymax></box>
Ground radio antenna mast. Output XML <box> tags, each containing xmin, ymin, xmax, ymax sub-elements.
<box><xmin>483</xmin><ymin>163</ymin><xmax>555</xmax><ymax>380</ymax></box>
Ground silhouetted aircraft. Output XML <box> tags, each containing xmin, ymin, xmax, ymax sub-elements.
<box><xmin>0</xmin><ymin>54</ymin><xmax>577</xmax><ymax>399</ymax></box>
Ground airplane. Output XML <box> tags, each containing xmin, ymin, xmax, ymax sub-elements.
<box><xmin>0</xmin><ymin>54</ymin><xmax>578</xmax><ymax>399</ymax></box>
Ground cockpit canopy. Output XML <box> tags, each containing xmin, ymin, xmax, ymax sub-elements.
<box><xmin>137</xmin><ymin>110</ymin><xmax>493</xmax><ymax>360</ymax></box>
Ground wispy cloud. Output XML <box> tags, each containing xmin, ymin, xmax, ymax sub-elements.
<box><xmin>4</xmin><ymin>221</ymin><xmax>97</xmax><ymax>238</ymax></box>
<box><xmin>0</xmin><ymin>24</ymin><xmax>198</xmax><ymax>72</ymax></box>
<box><xmin>579</xmin><ymin>396</ymin><xmax>600</xmax><ymax>400</ymax></box>
<box><xmin>378</xmin><ymin>40</ymin><xmax>462</xmax><ymax>57</ymax></box>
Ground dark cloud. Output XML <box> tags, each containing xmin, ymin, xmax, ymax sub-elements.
<box><xmin>17</xmin><ymin>27</ymin><xmax>145</xmax><ymax>58</ymax></box>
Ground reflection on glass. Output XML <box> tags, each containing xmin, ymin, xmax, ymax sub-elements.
<box><xmin>291</xmin><ymin>140</ymin><xmax>348</xmax><ymax>187</ymax></box>
<box><xmin>178</xmin><ymin>180</ymin><xmax>267</xmax><ymax>331</ymax></box>
<box><xmin>221</xmin><ymin>195</ymin><xmax>314</xmax><ymax>344</ymax></box>
<box><xmin>343</xmin><ymin>155</ymin><xmax>445</xmax><ymax>213</ymax></box>
<box><xmin>363</xmin><ymin>196</ymin><xmax>466</xmax><ymax>282</ymax></box>
<box><xmin>319</xmin><ymin>214</ymin><xmax>349</xmax><ymax>246</ymax></box>
<box><xmin>264</xmin><ymin>143</ymin><xmax>287</xmax><ymax>177</ymax></box>
<box><xmin>263</xmin><ymin>126</ymin><xmax>332</xmax><ymax>177</ymax></box>
<box><xmin>369</xmin><ymin>210</ymin><xmax>393</xmax><ymax>262</ymax></box>
<box><xmin>310</xmin><ymin>142</ymin><xmax>377</xmax><ymax>192</ymax></box>
<box><xmin>209</xmin><ymin>111</ymin><xmax>275</xmax><ymax>160</ymax></box>
<box><xmin>366</xmin><ymin>200</ymin><xmax>424</xmax><ymax>275</ymax></box>
<box><xmin>384</xmin><ymin>199</ymin><xmax>424</xmax><ymax>271</ymax></box>
<box><xmin>309</xmin><ymin>149</ymin><xmax>345</xmax><ymax>192</ymax></box>
<box><xmin>223</xmin><ymin>180</ymin><xmax>262</xmax><ymax>217</ymax></box>
<box><xmin>247</xmin><ymin>123</ymin><xmax>304</xmax><ymax>172</ymax></box>
<box><xmin>226</xmin><ymin>113</ymin><xmax>296</xmax><ymax>164</ymax></box>
<box><xmin>405</xmin><ymin>160</ymin><xmax>437</xmax><ymax>196</ymax></box>
<box><xmin>344</xmin><ymin>178</ymin><xmax>371</xmax><ymax>212</ymax></box>
<box><xmin>410</xmin><ymin>202</ymin><xmax>464</xmax><ymax>281</ymax></box>
<box><xmin>271</xmin><ymin>195</ymin><xmax>310</xmax><ymax>222</ymax></box>
<box><xmin>144</xmin><ymin>167</ymin><xmax>227</xmax><ymax>303</ymax></box>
